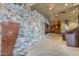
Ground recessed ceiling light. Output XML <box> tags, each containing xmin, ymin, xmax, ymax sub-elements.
<box><xmin>49</xmin><ymin>4</ymin><xmax>55</xmax><ymax>10</ymax></box>
<box><xmin>65</xmin><ymin>4</ymin><xmax>68</xmax><ymax>6</ymax></box>
<box><xmin>49</xmin><ymin>7</ymin><xmax>52</xmax><ymax>10</ymax></box>
<box><xmin>73</xmin><ymin>3</ymin><xmax>79</xmax><ymax>6</ymax></box>
<box><xmin>73</xmin><ymin>4</ymin><xmax>76</xmax><ymax>6</ymax></box>
<box><xmin>72</xmin><ymin>10</ymin><xmax>75</xmax><ymax>13</ymax></box>
<box><xmin>55</xmin><ymin>14</ymin><xmax>58</xmax><ymax>16</ymax></box>
<box><xmin>28</xmin><ymin>3</ymin><xmax>35</xmax><ymax>6</ymax></box>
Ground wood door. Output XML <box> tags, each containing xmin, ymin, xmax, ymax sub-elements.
<box><xmin>1</xmin><ymin>21</ymin><xmax>20</xmax><ymax>56</ymax></box>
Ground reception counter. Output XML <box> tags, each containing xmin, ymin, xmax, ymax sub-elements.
<box><xmin>62</xmin><ymin>27</ymin><xmax>79</xmax><ymax>47</ymax></box>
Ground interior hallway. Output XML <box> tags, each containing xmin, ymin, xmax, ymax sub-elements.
<box><xmin>0</xmin><ymin>3</ymin><xmax>78</xmax><ymax>56</ymax></box>
<box><xmin>27</xmin><ymin>33</ymin><xmax>79</xmax><ymax>56</ymax></box>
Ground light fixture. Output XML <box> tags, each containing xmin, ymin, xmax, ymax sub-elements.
<box><xmin>73</xmin><ymin>3</ymin><xmax>78</xmax><ymax>6</ymax></box>
<box><xmin>55</xmin><ymin>14</ymin><xmax>58</xmax><ymax>16</ymax></box>
<box><xmin>64</xmin><ymin>4</ymin><xmax>69</xmax><ymax>6</ymax></box>
<box><xmin>28</xmin><ymin>3</ymin><xmax>35</xmax><ymax>6</ymax></box>
<box><xmin>73</xmin><ymin>4</ymin><xmax>77</xmax><ymax>6</ymax></box>
<box><xmin>49</xmin><ymin>7</ymin><xmax>52</xmax><ymax>10</ymax></box>
<box><xmin>72</xmin><ymin>10</ymin><xmax>75</xmax><ymax>13</ymax></box>
<box><xmin>49</xmin><ymin>4</ymin><xmax>55</xmax><ymax>10</ymax></box>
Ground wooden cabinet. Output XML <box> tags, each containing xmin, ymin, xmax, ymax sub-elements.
<box><xmin>45</xmin><ymin>20</ymin><xmax>61</xmax><ymax>34</ymax></box>
<box><xmin>51</xmin><ymin>20</ymin><xmax>61</xmax><ymax>34</ymax></box>
<box><xmin>1</xmin><ymin>21</ymin><xmax>20</xmax><ymax>56</ymax></box>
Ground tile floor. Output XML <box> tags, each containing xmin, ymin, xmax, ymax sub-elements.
<box><xmin>26</xmin><ymin>33</ymin><xmax>79</xmax><ymax>56</ymax></box>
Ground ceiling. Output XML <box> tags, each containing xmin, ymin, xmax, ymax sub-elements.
<box><xmin>31</xmin><ymin>3</ymin><xmax>79</xmax><ymax>24</ymax></box>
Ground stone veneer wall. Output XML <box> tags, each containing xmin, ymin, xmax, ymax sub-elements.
<box><xmin>0</xmin><ymin>4</ymin><xmax>50</xmax><ymax>56</ymax></box>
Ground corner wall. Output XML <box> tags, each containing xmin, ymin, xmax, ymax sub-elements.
<box><xmin>0</xmin><ymin>3</ymin><xmax>50</xmax><ymax>56</ymax></box>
